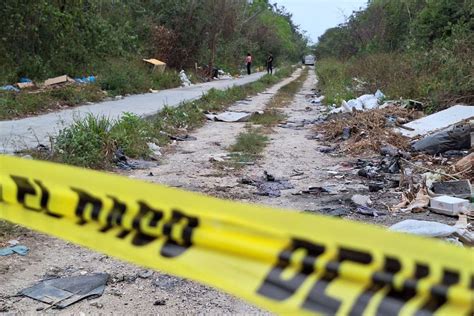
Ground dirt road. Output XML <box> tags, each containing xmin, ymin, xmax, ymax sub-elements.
<box><xmin>0</xmin><ymin>69</ymin><xmax>302</xmax><ymax>315</ymax></box>
<box><xmin>0</xmin><ymin>66</ymin><xmax>457</xmax><ymax>314</ymax></box>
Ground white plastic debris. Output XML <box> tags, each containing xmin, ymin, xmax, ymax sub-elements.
<box><xmin>375</xmin><ymin>89</ymin><xmax>385</xmax><ymax>100</ymax></box>
<box><xmin>147</xmin><ymin>142</ymin><xmax>162</xmax><ymax>157</ymax></box>
<box><xmin>389</xmin><ymin>219</ymin><xmax>457</xmax><ymax>237</ymax></box>
<box><xmin>179</xmin><ymin>70</ymin><xmax>192</xmax><ymax>87</ymax></box>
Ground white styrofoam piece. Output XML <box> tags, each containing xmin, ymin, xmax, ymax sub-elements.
<box><xmin>430</xmin><ymin>195</ymin><xmax>469</xmax><ymax>215</ymax></box>
<box><xmin>399</xmin><ymin>105</ymin><xmax>474</xmax><ymax>137</ymax></box>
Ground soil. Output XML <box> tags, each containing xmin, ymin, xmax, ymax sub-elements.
<box><xmin>0</xmin><ymin>67</ymin><xmax>461</xmax><ymax>314</ymax></box>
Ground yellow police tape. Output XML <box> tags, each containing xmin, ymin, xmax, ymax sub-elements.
<box><xmin>0</xmin><ymin>155</ymin><xmax>473</xmax><ymax>315</ymax></box>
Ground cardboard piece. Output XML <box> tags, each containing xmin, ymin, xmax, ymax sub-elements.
<box><xmin>17</xmin><ymin>82</ymin><xmax>34</xmax><ymax>89</ymax></box>
<box><xmin>44</xmin><ymin>75</ymin><xmax>74</xmax><ymax>86</ymax></box>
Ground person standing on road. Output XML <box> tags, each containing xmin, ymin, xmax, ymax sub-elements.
<box><xmin>266</xmin><ymin>52</ymin><xmax>274</xmax><ymax>75</ymax></box>
<box><xmin>245</xmin><ymin>53</ymin><xmax>252</xmax><ymax>75</ymax></box>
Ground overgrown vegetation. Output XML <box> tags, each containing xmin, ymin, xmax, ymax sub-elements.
<box><xmin>0</xmin><ymin>1</ymin><xmax>307</xmax><ymax>119</ymax></box>
<box><xmin>1</xmin><ymin>0</ymin><xmax>306</xmax><ymax>83</ymax></box>
<box><xmin>315</xmin><ymin>0</ymin><xmax>473</xmax><ymax>111</ymax></box>
<box><xmin>39</xmin><ymin>67</ymin><xmax>292</xmax><ymax>169</ymax></box>
<box><xmin>228</xmin><ymin>128</ymin><xmax>269</xmax><ymax>165</ymax></box>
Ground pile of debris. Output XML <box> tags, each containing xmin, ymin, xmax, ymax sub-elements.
<box><xmin>315</xmin><ymin>106</ymin><xmax>416</xmax><ymax>154</ymax></box>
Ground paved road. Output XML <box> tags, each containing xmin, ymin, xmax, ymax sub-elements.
<box><xmin>0</xmin><ymin>72</ymin><xmax>265</xmax><ymax>153</ymax></box>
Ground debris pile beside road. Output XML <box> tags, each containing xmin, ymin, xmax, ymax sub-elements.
<box><xmin>314</xmin><ymin>106</ymin><xmax>416</xmax><ymax>154</ymax></box>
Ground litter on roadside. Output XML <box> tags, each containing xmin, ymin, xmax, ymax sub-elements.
<box><xmin>0</xmin><ymin>245</ymin><xmax>29</xmax><ymax>256</ymax></box>
<box><xmin>399</xmin><ymin>105</ymin><xmax>474</xmax><ymax>137</ymax></box>
<box><xmin>432</xmin><ymin>180</ymin><xmax>472</xmax><ymax>199</ymax></box>
<box><xmin>205</xmin><ymin>111</ymin><xmax>254</xmax><ymax>122</ymax></box>
<box><xmin>389</xmin><ymin>219</ymin><xmax>457</xmax><ymax>237</ymax></box>
<box><xmin>21</xmin><ymin>273</ymin><xmax>108</xmax><ymax>309</ymax></box>
<box><xmin>429</xmin><ymin>195</ymin><xmax>470</xmax><ymax>216</ymax></box>
<box><xmin>179</xmin><ymin>70</ymin><xmax>192</xmax><ymax>87</ymax></box>
<box><xmin>240</xmin><ymin>172</ymin><xmax>293</xmax><ymax>197</ymax></box>
<box><xmin>44</xmin><ymin>75</ymin><xmax>75</xmax><ymax>86</ymax></box>
<box><xmin>412</xmin><ymin>122</ymin><xmax>472</xmax><ymax>154</ymax></box>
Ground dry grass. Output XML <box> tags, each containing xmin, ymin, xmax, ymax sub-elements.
<box><xmin>315</xmin><ymin>107</ymin><xmax>418</xmax><ymax>155</ymax></box>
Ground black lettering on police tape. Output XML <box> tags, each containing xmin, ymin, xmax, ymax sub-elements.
<box><xmin>160</xmin><ymin>210</ymin><xmax>199</xmax><ymax>258</ymax></box>
<box><xmin>257</xmin><ymin>238</ymin><xmax>325</xmax><ymax>301</ymax></box>
<box><xmin>374</xmin><ymin>263</ymin><xmax>429</xmax><ymax>315</ymax></box>
<box><xmin>69</xmin><ymin>187</ymin><xmax>199</xmax><ymax>258</ymax></box>
<box><xmin>302</xmin><ymin>247</ymin><xmax>372</xmax><ymax>314</ymax></box>
<box><xmin>11</xmin><ymin>175</ymin><xmax>62</xmax><ymax>218</ymax></box>
<box><xmin>349</xmin><ymin>256</ymin><xmax>401</xmax><ymax>316</ymax></box>
<box><xmin>71</xmin><ymin>187</ymin><xmax>102</xmax><ymax>221</ymax></box>
<box><xmin>99</xmin><ymin>196</ymin><xmax>127</xmax><ymax>232</ymax></box>
<box><xmin>413</xmin><ymin>269</ymin><xmax>460</xmax><ymax>316</ymax></box>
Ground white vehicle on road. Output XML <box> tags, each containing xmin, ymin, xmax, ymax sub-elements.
<box><xmin>304</xmin><ymin>55</ymin><xmax>315</xmax><ymax>65</ymax></box>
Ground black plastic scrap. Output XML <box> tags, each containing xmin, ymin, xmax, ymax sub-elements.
<box><xmin>21</xmin><ymin>273</ymin><xmax>108</xmax><ymax>309</ymax></box>
<box><xmin>412</xmin><ymin>122</ymin><xmax>471</xmax><ymax>154</ymax></box>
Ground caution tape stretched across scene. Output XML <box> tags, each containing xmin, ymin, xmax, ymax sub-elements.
<box><xmin>0</xmin><ymin>155</ymin><xmax>473</xmax><ymax>315</ymax></box>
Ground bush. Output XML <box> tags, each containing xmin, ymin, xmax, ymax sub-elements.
<box><xmin>55</xmin><ymin>115</ymin><xmax>115</xmax><ymax>169</ymax></box>
<box><xmin>97</xmin><ymin>59</ymin><xmax>151</xmax><ymax>96</ymax></box>
<box><xmin>316</xmin><ymin>59</ymin><xmax>354</xmax><ymax>105</ymax></box>
<box><xmin>111</xmin><ymin>113</ymin><xmax>152</xmax><ymax>158</ymax></box>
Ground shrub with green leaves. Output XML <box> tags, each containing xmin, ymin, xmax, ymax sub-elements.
<box><xmin>55</xmin><ymin>114</ymin><xmax>115</xmax><ymax>169</ymax></box>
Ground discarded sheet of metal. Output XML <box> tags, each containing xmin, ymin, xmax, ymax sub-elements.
<box><xmin>21</xmin><ymin>273</ymin><xmax>109</xmax><ymax>309</ymax></box>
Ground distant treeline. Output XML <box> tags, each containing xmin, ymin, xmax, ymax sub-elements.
<box><xmin>315</xmin><ymin>0</ymin><xmax>473</xmax><ymax>111</ymax></box>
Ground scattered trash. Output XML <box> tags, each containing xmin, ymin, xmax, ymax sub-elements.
<box><xmin>368</xmin><ymin>182</ymin><xmax>384</xmax><ymax>192</ymax></box>
<box><xmin>114</xmin><ymin>149</ymin><xmax>157</xmax><ymax>170</ymax></box>
<box><xmin>44</xmin><ymin>75</ymin><xmax>74</xmax><ymax>86</ymax></box>
<box><xmin>430</xmin><ymin>195</ymin><xmax>470</xmax><ymax>216</ymax></box>
<box><xmin>454</xmin><ymin>152</ymin><xmax>473</xmax><ymax>174</ymax></box>
<box><xmin>298</xmin><ymin>186</ymin><xmax>331</xmax><ymax>195</ymax></box>
<box><xmin>168</xmin><ymin>134</ymin><xmax>197</xmax><ymax>141</ymax></box>
<box><xmin>143</xmin><ymin>58</ymin><xmax>166</xmax><ymax>73</ymax></box>
<box><xmin>339</xmin><ymin>90</ymin><xmax>384</xmax><ymax>113</ymax></box>
<box><xmin>389</xmin><ymin>220</ymin><xmax>457</xmax><ymax>238</ymax></box>
<box><xmin>138</xmin><ymin>270</ymin><xmax>153</xmax><ymax>279</ymax></box>
<box><xmin>355</xmin><ymin>206</ymin><xmax>385</xmax><ymax>217</ymax></box>
<box><xmin>412</xmin><ymin>122</ymin><xmax>472</xmax><ymax>154</ymax></box>
<box><xmin>394</xmin><ymin>186</ymin><xmax>430</xmax><ymax>212</ymax></box>
<box><xmin>0</xmin><ymin>85</ymin><xmax>19</xmax><ymax>92</ymax></box>
<box><xmin>209</xmin><ymin>153</ymin><xmax>231</xmax><ymax>162</ymax></box>
<box><xmin>17</xmin><ymin>81</ymin><xmax>34</xmax><ymax>89</ymax></box>
<box><xmin>240</xmin><ymin>172</ymin><xmax>293</xmax><ymax>197</ymax></box>
<box><xmin>432</xmin><ymin>180</ymin><xmax>472</xmax><ymax>199</ymax></box>
<box><xmin>342</xmin><ymin>127</ymin><xmax>351</xmax><ymax>140</ymax></box>
<box><xmin>179</xmin><ymin>70</ymin><xmax>192</xmax><ymax>87</ymax></box>
<box><xmin>319</xmin><ymin>146</ymin><xmax>337</xmax><ymax>153</ymax></box>
<box><xmin>74</xmin><ymin>75</ymin><xmax>96</xmax><ymax>84</ymax></box>
<box><xmin>205</xmin><ymin>111</ymin><xmax>253</xmax><ymax>122</ymax></box>
<box><xmin>154</xmin><ymin>299</ymin><xmax>167</xmax><ymax>306</ymax></box>
<box><xmin>147</xmin><ymin>142</ymin><xmax>162</xmax><ymax>157</ymax></box>
<box><xmin>0</xmin><ymin>245</ymin><xmax>29</xmax><ymax>256</ymax></box>
<box><xmin>309</xmin><ymin>207</ymin><xmax>350</xmax><ymax>217</ymax></box>
<box><xmin>19</xmin><ymin>77</ymin><xmax>32</xmax><ymax>83</ymax></box>
<box><xmin>351</xmin><ymin>194</ymin><xmax>372</xmax><ymax>207</ymax></box>
<box><xmin>399</xmin><ymin>105</ymin><xmax>474</xmax><ymax>137</ymax></box>
<box><xmin>21</xmin><ymin>273</ymin><xmax>108</xmax><ymax>309</ymax></box>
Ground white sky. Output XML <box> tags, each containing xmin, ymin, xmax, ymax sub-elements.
<box><xmin>275</xmin><ymin>0</ymin><xmax>368</xmax><ymax>43</ymax></box>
